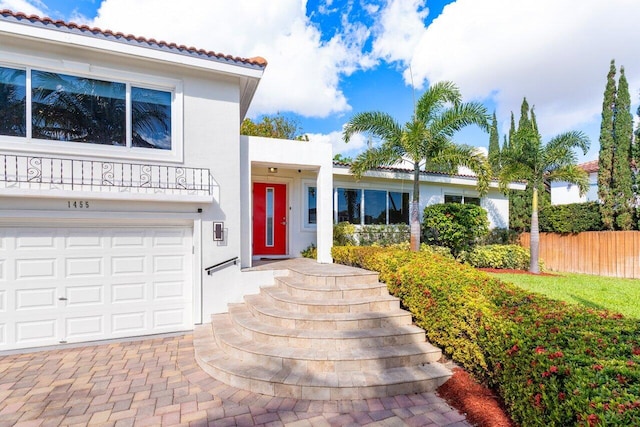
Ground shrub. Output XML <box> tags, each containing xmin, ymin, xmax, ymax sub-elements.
<box><xmin>460</xmin><ymin>244</ymin><xmax>532</xmax><ymax>270</ymax></box>
<box><xmin>332</xmin><ymin>246</ymin><xmax>640</xmax><ymax>426</ymax></box>
<box><xmin>356</xmin><ymin>224</ymin><xmax>410</xmax><ymax>246</ymax></box>
<box><xmin>481</xmin><ymin>227</ymin><xmax>520</xmax><ymax>245</ymax></box>
<box><xmin>300</xmin><ymin>243</ymin><xmax>316</xmax><ymax>259</ymax></box>
<box><xmin>333</xmin><ymin>222</ymin><xmax>356</xmax><ymax>246</ymax></box>
<box><xmin>539</xmin><ymin>202</ymin><xmax>604</xmax><ymax>233</ymax></box>
<box><xmin>421</xmin><ymin>203</ymin><xmax>489</xmax><ymax>256</ymax></box>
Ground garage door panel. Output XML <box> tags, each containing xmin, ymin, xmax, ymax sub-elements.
<box><xmin>65</xmin><ymin>257</ymin><xmax>104</xmax><ymax>278</ymax></box>
<box><xmin>15</xmin><ymin>318</ymin><xmax>58</xmax><ymax>344</ymax></box>
<box><xmin>64</xmin><ymin>231</ymin><xmax>104</xmax><ymax>249</ymax></box>
<box><xmin>66</xmin><ymin>315</ymin><xmax>104</xmax><ymax>340</ymax></box>
<box><xmin>15</xmin><ymin>231</ymin><xmax>56</xmax><ymax>249</ymax></box>
<box><xmin>153</xmin><ymin>309</ymin><xmax>184</xmax><ymax>328</ymax></box>
<box><xmin>112</xmin><ymin>312</ymin><xmax>147</xmax><ymax>333</ymax></box>
<box><xmin>16</xmin><ymin>287</ymin><xmax>57</xmax><ymax>310</ymax></box>
<box><xmin>66</xmin><ymin>285</ymin><xmax>104</xmax><ymax>306</ymax></box>
<box><xmin>15</xmin><ymin>258</ymin><xmax>56</xmax><ymax>280</ymax></box>
<box><xmin>0</xmin><ymin>225</ymin><xmax>193</xmax><ymax>351</ymax></box>
<box><xmin>112</xmin><ymin>282</ymin><xmax>146</xmax><ymax>303</ymax></box>
<box><xmin>112</xmin><ymin>256</ymin><xmax>147</xmax><ymax>275</ymax></box>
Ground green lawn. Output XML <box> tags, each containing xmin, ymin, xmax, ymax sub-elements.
<box><xmin>487</xmin><ymin>272</ymin><xmax>640</xmax><ymax>319</ymax></box>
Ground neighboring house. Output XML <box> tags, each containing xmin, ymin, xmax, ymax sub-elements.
<box><xmin>550</xmin><ymin>160</ymin><xmax>598</xmax><ymax>205</ymax></box>
<box><xmin>0</xmin><ymin>10</ymin><xmax>521</xmax><ymax>352</ymax></box>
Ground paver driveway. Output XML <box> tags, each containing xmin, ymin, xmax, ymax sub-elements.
<box><xmin>0</xmin><ymin>333</ymin><xmax>470</xmax><ymax>426</ymax></box>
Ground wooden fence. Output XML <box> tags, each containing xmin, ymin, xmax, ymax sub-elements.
<box><xmin>519</xmin><ymin>231</ymin><xmax>640</xmax><ymax>279</ymax></box>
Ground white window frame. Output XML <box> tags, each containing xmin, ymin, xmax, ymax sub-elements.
<box><xmin>333</xmin><ymin>186</ymin><xmax>411</xmax><ymax>226</ymax></box>
<box><xmin>302</xmin><ymin>181</ymin><xmax>318</xmax><ymax>230</ymax></box>
<box><xmin>0</xmin><ymin>52</ymin><xmax>184</xmax><ymax>163</ymax></box>
<box><xmin>444</xmin><ymin>191</ymin><xmax>482</xmax><ymax>206</ymax></box>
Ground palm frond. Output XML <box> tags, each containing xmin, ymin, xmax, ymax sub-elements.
<box><xmin>430</xmin><ymin>143</ymin><xmax>492</xmax><ymax>195</ymax></box>
<box><xmin>430</xmin><ymin>102</ymin><xmax>490</xmax><ymax>137</ymax></box>
<box><xmin>350</xmin><ymin>144</ymin><xmax>404</xmax><ymax>179</ymax></box>
<box><xmin>415</xmin><ymin>81</ymin><xmax>461</xmax><ymax>123</ymax></box>
<box><xmin>343</xmin><ymin>111</ymin><xmax>401</xmax><ymax>144</ymax></box>
<box><xmin>546</xmin><ymin>165</ymin><xmax>589</xmax><ymax>195</ymax></box>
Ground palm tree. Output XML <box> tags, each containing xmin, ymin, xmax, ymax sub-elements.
<box><xmin>499</xmin><ymin>104</ymin><xmax>589</xmax><ymax>273</ymax></box>
<box><xmin>343</xmin><ymin>81</ymin><xmax>491</xmax><ymax>251</ymax></box>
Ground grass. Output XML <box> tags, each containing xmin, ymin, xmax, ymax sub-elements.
<box><xmin>487</xmin><ymin>272</ymin><xmax>640</xmax><ymax>319</ymax></box>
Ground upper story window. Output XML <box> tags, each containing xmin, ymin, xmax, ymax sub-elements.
<box><xmin>0</xmin><ymin>61</ymin><xmax>181</xmax><ymax>162</ymax></box>
<box><xmin>0</xmin><ymin>66</ymin><xmax>26</xmax><ymax>137</ymax></box>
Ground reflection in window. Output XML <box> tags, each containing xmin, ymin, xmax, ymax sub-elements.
<box><xmin>444</xmin><ymin>194</ymin><xmax>463</xmax><ymax>204</ymax></box>
<box><xmin>0</xmin><ymin>66</ymin><xmax>26</xmax><ymax>137</ymax></box>
<box><xmin>307</xmin><ymin>186</ymin><xmax>317</xmax><ymax>225</ymax></box>
<box><xmin>364</xmin><ymin>189</ymin><xmax>386</xmax><ymax>224</ymax></box>
<box><xmin>31</xmin><ymin>71</ymin><xmax>126</xmax><ymax>145</ymax></box>
<box><xmin>388</xmin><ymin>192</ymin><xmax>410</xmax><ymax>224</ymax></box>
<box><xmin>445</xmin><ymin>194</ymin><xmax>481</xmax><ymax>206</ymax></box>
<box><xmin>337</xmin><ymin>188</ymin><xmax>361</xmax><ymax>224</ymax></box>
<box><xmin>132</xmin><ymin>87</ymin><xmax>171</xmax><ymax>150</ymax></box>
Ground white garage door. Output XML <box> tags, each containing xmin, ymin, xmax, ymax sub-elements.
<box><xmin>0</xmin><ymin>226</ymin><xmax>193</xmax><ymax>351</ymax></box>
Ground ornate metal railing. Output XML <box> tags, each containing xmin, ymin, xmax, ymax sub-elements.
<box><xmin>0</xmin><ymin>153</ymin><xmax>214</xmax><ymax>195</ymax></box>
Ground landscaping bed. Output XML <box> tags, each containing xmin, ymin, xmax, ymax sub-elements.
<box><xmin>333</xmin><ymin>246</ymin><xmax>640</xmax><ymax>426</ymax></box>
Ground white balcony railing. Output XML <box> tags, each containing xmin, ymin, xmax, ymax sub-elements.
<box><xmin>0</xmin><ymin>153</ymin><xmax>215</xmax><ymax>199</ymax></box>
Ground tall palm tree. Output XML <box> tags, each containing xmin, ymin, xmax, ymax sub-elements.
<box><xmin>343</xmin><ymin>81</ymin><xmax>491</xmax><ymax>251</ymax></box>
<box><xmin>499</xmin><ymin>110</ymin><xmax>589</xmax><ymax>273</ymax></box>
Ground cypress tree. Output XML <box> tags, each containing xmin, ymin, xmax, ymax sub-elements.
<box><xmin>488</xmin><ymin>111</ymin><xmax>501</xmax><ymax>172</ymax></box>
<box><xmin>612</xmin><ymin>67</ymin><xmax>634</xmax><ymax>229</ymax></box>
<box><xmin>508</xmin><ymin>112</ymin><xmax>516</xmax><ymax>147</ymax></box>
<box><xmin>598</xmin><ymin>60</ymin><xmax>616</xmax><ymax>230</ymax></box>
<box><xmin>518</xmin><ymin>98</ymin><xmax>531</xmax><ymax>130</ymax></box>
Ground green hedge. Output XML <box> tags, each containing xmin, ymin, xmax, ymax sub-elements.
<box><xmin>460</xmin><ymin>244</ymin><xmax>532</xmax><ymax>270</ymax></box>
<box><xmin>539</xmin><ymin>202</ymin><xmax>604</xmax><ymax>233</ymax></box>
<box><xmin>332</xmin><ymin>246</ymin><xmax>640</xmax><ymax>426</ymax></box>
<box><xmin>421</xmin><ymin>203</ymin><xmax>489</xmax><ymax>256</ymax></box>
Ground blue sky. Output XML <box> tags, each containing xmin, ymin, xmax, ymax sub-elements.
<box><xmin>3</xmin><ymin>0</ymin><xmax>640</xmax><ymax>163</ymax></box>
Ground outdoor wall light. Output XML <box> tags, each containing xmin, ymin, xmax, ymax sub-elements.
<box><xmin>268</xmin><ymin>167</ymin><xmax>278</xmax><ymax>173</ymax></box>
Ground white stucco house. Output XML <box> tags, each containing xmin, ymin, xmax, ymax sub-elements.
<box><xmin>0</xmin><ymin>10</ymin><xmax>519</xmax><ymax>352</ymax></box>
<box><xmin>550</xmin><ymin>160</ymin><xmax>598</xmax><ymax>205</ymax></box>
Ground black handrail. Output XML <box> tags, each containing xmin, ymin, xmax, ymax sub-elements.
<box><xmin>204</xmin><ymin>257</ymin><xmax>238</xmax><ymax>275</ymax></box>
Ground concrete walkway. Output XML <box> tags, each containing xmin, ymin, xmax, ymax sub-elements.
<box><xmin>0</xmin><ymin>333</ymin><xmax>471</xmax><ymax>426</ymax></box>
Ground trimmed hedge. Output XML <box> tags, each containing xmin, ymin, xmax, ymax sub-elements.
<box><xmin>332</xmin><ymin>246</ymin><xmax>640</xmax><ymax>426</ymax></box>
<box><xmin>539</xmin><ymin>202</ymin><xmax>604</xmax><ymax>233</ymax></box>
<box><xmin>460</xmin><ymin>244</ymin><xmax>532</xmax><ymax>270</ymax></box>
<box><xmin>421</xmin><ymin>203</ymin><xmax>489</xmax><ymax>256</ymax></box>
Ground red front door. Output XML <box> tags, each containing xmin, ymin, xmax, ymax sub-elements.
<box><xmin>253</xmin><ymin>182</ymin><xmax>287</xmax><ymax>255</ymax></box>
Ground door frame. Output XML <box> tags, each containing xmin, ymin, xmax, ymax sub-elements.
<box><xmin>251</xmin><ymin>177</ymin><xmax>290</xmax><ymax>258</ymax></box>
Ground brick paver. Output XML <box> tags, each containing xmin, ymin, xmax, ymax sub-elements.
<box><xmin>0</xmin><ymin>334</ymin><xmax>470</xmax><ymax>426</ymax></box>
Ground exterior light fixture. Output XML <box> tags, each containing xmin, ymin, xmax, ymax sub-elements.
<box><xmin>268</xmin><ymin>167</ymin><xmax>278</xmax><ymax>173</ymax></box>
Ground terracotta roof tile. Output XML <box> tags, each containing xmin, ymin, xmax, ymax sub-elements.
<box><xmin>0</xmin><ymin>9</ymin><xmax>267</xmax><ymax>69</ymax></box>
<box><xmin>578</xmin><ymin>160</ymin><xmax>599</xmax><ymax>173</ymax></box>
<box><xmin>332</xmin><ymin>161</ymin><xmax>483</xmax><ymax>180</ymax></box>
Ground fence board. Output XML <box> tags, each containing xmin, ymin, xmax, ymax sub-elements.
<box><xmin>519</xmin><ymin>231</ymin><xmax>640</xmax><ymax>279</ymax></box>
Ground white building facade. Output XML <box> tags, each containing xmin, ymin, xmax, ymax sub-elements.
<box><xmin>0</xmin><ymin>10</ymin><xmax>517</xmax><ymax>352</ymax></box>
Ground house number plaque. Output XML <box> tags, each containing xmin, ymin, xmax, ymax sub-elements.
<box><xmin>67</xmin><ymin>201</ymin><xmax>90</xmax><ymax>208</ymax></box>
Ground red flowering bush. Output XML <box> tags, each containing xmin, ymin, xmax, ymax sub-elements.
<box><xmin>332</xmin><ymin>246</ymin><xmax>640</xmax><ymax>426</ymax></box>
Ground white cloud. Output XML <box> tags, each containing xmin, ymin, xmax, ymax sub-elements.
<box><xmin>370</xmin><ymin>0</ymin><xmax>428</xmax><ymax>65</ymax></box>
<box><xmin>0</xmin><ymin>0</ymin><xmax>45</xmax><ymax>16</ymax></box>
<box><xmin>307</xmin><ymin>129</ymin><xmax>368</xmax><ymax>158</ymax></box>
<box><xmin>90</xmin><ymin>0</ymin><xmax>372</xmax><ymax>119</ymax></box>
<box><xmin>407</xmin><ymin>0</ymin><xmax>640</xmax><ymax>146</ymax></box>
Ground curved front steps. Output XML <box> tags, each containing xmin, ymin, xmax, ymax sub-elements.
<box><xmin>194</xmin><ymin>259</ymin><xmax>451</xmax><ymax>400</ymax></box>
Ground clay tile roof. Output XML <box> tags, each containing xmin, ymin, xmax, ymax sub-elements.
<box><xmin>332</xmin><ymin>161</ymin><xmax>484</xmax><ymax>180</ymax></box>
<box><xmin>0</xmin><ymin>9</ymin><xmax>267</xmax><ymax>69</ymax></box>
<box><xmin>578</xmin><ymin>160</ymin><xmax>599</xmax><ymax>173</ymax></box>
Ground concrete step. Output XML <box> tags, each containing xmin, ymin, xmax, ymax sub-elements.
<box><xmin>275</xmin><ymin>275</ymin><xmax>388</xmax><ymax>299</ymax></box>
<box><xmin>211</xmin><ymin>312</ymin><xmax>442</xmax><ymax>373</ymax></box>
<box><xmin>195</xmin><ymin>323</ymin><xmax>451</xmax><ymax>400</ymax></box>
<box><xmin>286</xmin><ymin>265</ymin><xmax>379</xmax><ymax>286</ymax></box>
<box><xmin>226</xmin><ymin>305</ymin><xmax>425</xmax><ymax>350</ymax></box>
<box><xmin>244</xmin><ymin>293</ymin><xmax>412</xmax><ymax>330</ymax></box>
<box><xmin>259</xmin><ymin>286</ymin><xmax>400</xmax><ymax>314</ymax></box>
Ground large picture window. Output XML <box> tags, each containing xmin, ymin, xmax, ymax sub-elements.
<box><xmin>335</xmin><ymin>188</ymin><xmax>409</xmax><ymax>225</ymax></box>
<box><xmin>0</xmin><ymin>64</ymin><xmax>174</xmax><ymax>153</ymax></box>
<box><xmin>0</xmin><ymin>66</ymin><xmax>26</xmax><ymax>137</ymax></box>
